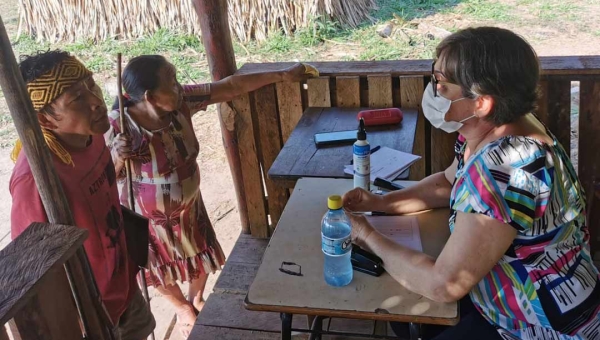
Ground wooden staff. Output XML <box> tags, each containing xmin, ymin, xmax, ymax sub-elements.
<box><xmin>116</xmin><ymin>53</ymin><xmax>155</xmax><ymax>340</ymax></box>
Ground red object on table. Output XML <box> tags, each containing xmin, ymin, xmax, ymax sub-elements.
<box><xmin>357</xmin><ymin>108</ymin><xmax>403</xmax><ymax>126</ymax></box>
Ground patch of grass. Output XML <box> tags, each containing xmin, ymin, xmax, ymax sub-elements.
<box><xmin>537</xmin><ymin>2</ymin><xmax>580</xmax><ymax>22</ymax></box>
<box><xmin>594</xmin><ymin>30</ymin><xmax>600</xmax><ymax>37</ymax></box>
<box><xmin>456</xmin><ymin>0</ymin><xmax>514</xmax><ymax>22</ymax></box>
<box><xmin>373</xmin><ymin>0</ymin><xmax>460</xmax><ymax>22</ymax></box>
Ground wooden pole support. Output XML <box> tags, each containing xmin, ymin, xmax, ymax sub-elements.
<box><xmin>192</xmin><ymin>0</ymin><xmax>251</xmax><ymax>233</ymax></box>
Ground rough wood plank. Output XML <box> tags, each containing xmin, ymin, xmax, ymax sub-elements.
<box><xmin>189</xmin><ymin>325</ymin><xmax>279</xmax><ymax>340</ymax></box>
<box><xmin>368</xmin><ymin>75</ymin><xmax>393</xmax><ymax>108</ymax></box>
<box><xmin>400</xmin><ymin>76</ymin><xmax>426</xmax><ymax>180</ymax></box>
<box><xmin>213</xmin><ymin>262</ymin><xmax>260</xmax><ymax>295</ymax></box>
<box><xmin>275</xmin><ymin>82</ymin><xmax>303</xmax><ymax>143</ymax></box>
<box><xmin>0</xmin><ymin>223</ymin><xmax>87</xmax><ymax>324</ymax></box>
<box><xmin>232</xmin><ymin>95</ymin><xmax>269</xmax><ymax>238</ymax></box>
<box><xmin>237</xmin><ymin>56</ymin><xmax>600</xmax><ymax>77</ymax></box>
<box><xmin>195</xmin><ymin>293</ymin><xmax>305</xmax><ymax>332</ymax></box>
<box><xmin>253</xmin><ymin>85</ymin><xmax>289</xmax><ymax>232</ymax></box>
<box><xmin>430</xmin><ymin>130</ymin><xmax>456</xmax><ymax>175</ymax></box>
<box><xmin>336</xmin><ymin>76</ymin><xmax>360</xmax><ymax>107</ymax></box>
<box><xmin>226</xmin><ymin>234</ymin><xmax>269</xmax><ymax>265</ymax></box>
<box><xmin>268</xmin><ymin>107</ymin><xmax>418</xmax><ymax>182</ymax></box>
<box><xmin>536</xmin><ymin>79</ymin><xmax>549</xmax><ymax>123</ymax></box>
<box><xmin>579</xmin><ymin>80</ymin><xmax>600</xmax><ymax>205</ymax></box>
<box><xmin>546</xmin><ymin>78</ymin><xmax>571</xmax><ymax>155</ymax></box>
<box><xmin>13</xmin><ymin>266</ymin><xmax>81</xmax><ymax>340</ymax></box>
<box><xmin>307</xmin><ymin>77</ymin><xmax>331</xmax><ymax>107</ymax></box>
<box><xmin>0</xmin><ymin>326</ymin><xmax>9</xmax><ymax>340</ymax></box>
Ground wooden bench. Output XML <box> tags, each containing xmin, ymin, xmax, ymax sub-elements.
<box><xmin>189</xmin><ymin>234</ymin><xmax>284</xmax><ymax>339</ymax></box>
<box><xmin>189</xmin><ymin>234</ymin><xmax>382</xmax><ymax>339</ymax></box>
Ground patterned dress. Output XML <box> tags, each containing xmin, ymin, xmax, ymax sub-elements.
<box><xmin>450</xmin><ymin>132</ymin><xmax>600</xmax><ymax>339</ymax></box>
<box><xmin>105</xmin><ymin>90</ymin><xmax>225</xmax><ymax>287</ymax></box>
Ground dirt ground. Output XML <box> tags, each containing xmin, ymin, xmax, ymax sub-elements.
<box><xmin>1</xmin><ymin>0</ymin><xmax>600</xmax><ymax>339</ymax></box>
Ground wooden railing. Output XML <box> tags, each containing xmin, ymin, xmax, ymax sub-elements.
<box><xmin>231</xmin><ymin>56</ymin><xmax>600</xmax><ymax>238</ymax></box>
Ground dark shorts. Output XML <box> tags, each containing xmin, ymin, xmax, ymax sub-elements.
<box><xmin>114</xmin><ymin>288</ymin><xmax>156</xmax><ymax>340</ymax></box>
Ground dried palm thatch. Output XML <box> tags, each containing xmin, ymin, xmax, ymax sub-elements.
<box><xmin>17</xmin><ymin>0</ymin><xmax>377</xmax><ymax>43</ymax></box>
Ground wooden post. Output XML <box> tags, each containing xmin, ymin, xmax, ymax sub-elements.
<box><xmin>0</xmin><ymin>16</ymin><xmax>113</xmax><ymax>340</ymax></box>
<box><xmin>193</xmin><ymin>0</ymin><xmax>250</xmax><ymax>233</ymax></box>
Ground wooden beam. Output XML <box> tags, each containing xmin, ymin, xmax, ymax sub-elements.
<box><xmin>237</xmin><ymin>56</ymin><xmax>600</xmax><ymax>77</ymax></box>
<box><xmin>193</xmin><ymin>0</ymin><xmax>251</xmax><ymax>233</ymax></box>
<box><xmin>0</xmin><ymin>17</ymin><xmax>113</xmax><ymax>340</ymax></box>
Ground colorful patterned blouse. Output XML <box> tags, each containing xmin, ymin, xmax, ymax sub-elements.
<box><xmin>450</xmin><ymin>133</ymin><xmax>600</xmax><ymax>339</ymax></box>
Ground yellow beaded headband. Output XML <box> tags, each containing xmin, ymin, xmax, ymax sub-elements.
<box><xmin>11</xmin><ymin>56</ymin><xmax>92</xmax><ymax>166</ymax></box>
<box><xmin>26</xmin><ymin>56</ymin><xmax>93</xmax><ymax>111</ymax></box>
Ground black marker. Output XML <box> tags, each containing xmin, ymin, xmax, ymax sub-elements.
<box><xmin>373</xmin><ymin>177</ymin><xmax>404</xmax><ymax>191</ymax></box>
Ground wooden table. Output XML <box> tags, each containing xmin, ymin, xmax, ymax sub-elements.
<box><xmin>268</xmin><ymin>107</ymin><xmax>419</xmax><ymax>188</ymax></box>
<box><xmin>245</xmin><ymin>178</ymin><xmax>458</xmax><ymax>339</ymax></box>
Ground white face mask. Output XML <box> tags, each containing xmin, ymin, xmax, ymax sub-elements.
<box><xmin>421</xmin><ymin>83</ymin><xmax>476</xmax><ymax>133</ymax></box>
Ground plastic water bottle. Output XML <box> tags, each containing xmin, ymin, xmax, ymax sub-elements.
<box><xmin>353</xmin><ymin>118</ymin><xmax>370</xmax><ymax>191</ymax></box>
<box><xmin>321</xmin><ymin>195</ymin><xmax>353</xmax><ymax>287</ymax></box>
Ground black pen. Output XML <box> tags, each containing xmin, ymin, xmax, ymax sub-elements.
<box><xmin>350</xmin><ymin>145</ymin><xmax>381</xmax><ymax>165</ymax></box>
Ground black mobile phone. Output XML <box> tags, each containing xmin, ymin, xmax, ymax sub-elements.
<box><xmin>314</xmin><ymin>130</ymin><xmax>357</xmax><ymax>146</ymax></box>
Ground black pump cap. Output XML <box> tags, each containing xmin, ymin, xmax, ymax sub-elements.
<box><xmin>357</xmin><ymin>118</ymin><xmax>367</xmax><ymax>140</ymax></box>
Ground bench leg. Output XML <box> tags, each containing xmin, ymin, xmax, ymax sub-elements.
<box><xmin>281</xmin><ymin>313</ymin><xmax>293</xmax><ymax>340</ymax></box>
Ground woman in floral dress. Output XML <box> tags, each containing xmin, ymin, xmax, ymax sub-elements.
<box><xmin>105</xmin><ymin>55</ymin><xmax>313</xmax><ymax>336</ymax></box>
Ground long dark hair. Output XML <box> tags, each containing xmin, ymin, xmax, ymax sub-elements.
<box><xmin>112</xmin><ymin>55</ymin><xmax>169</xmax><ymax>110</ymax></box>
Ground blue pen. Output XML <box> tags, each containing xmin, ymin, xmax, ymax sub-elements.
<box><xmin>350</xmin><ymin>145</ymin><xmax>380</xmax><ymax>164</ymax></box>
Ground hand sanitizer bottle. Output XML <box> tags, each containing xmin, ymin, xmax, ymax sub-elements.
<box><xmin>353</xmin><ymin>118</ymin><xmax>370</xmax><ymax>191</ymax></box>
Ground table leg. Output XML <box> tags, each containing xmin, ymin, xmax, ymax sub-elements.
<box><xmin>281</xmin><ymin>313</ymin><xmax>293</xmax><ymax>340</ymax></box>
<box><xmin>409</xmin><ymin>323</ymin><xmax>421</xmax><ymax>340</ymax></box>
<box><xmin>308</xmin><ymin>316</ymin><xmax>325</xmax><ymax>340</ymax></box>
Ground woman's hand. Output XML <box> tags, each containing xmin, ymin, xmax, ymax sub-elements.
<box><xmin>346</xmin><ymin>213</ymin><xmax>375</xmax><ymax>249</ymax></box>
<box><xmin>113</xmin><ymin>133</ymin><xmax>133</xmax><ymax>161</ymax></box>
<box><xmin>342</xmin><ymin>188</ymin><xmax>383</xmax><ymax>213</ymax></box>
<box><xmin>282</xmin><ymin>63</ymin><xmax>317</xmax><ymax>83</ymax></box>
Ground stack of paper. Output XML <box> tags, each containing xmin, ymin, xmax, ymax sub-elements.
<box><xmin>366</xmin><ymin>215</ymin><xmax>423</xmax><ymax>251</ymax></box>
<box><xmin>344</xmin><ymin>146</ymin><xmax>421</xmax><ymax>181</ymax></box>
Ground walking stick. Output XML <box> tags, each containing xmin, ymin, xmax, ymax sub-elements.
<box><xmin>117</xmin><ymin>53</ymin><xmax>155</xmax><ymax>340</ymax></box>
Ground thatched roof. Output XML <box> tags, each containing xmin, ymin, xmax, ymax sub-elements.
<box><xmin>17</xmin><ymin>0</ymin><xmax>377</xmax><ymax>43</ymax></box>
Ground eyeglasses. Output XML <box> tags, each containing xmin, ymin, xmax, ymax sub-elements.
<box><xmin>431</xmin><ymin>60</ymin><xmax>440</xmax><ymax>97</ymax></box>
<box><xmin>430</xmin><ymin>60</ymin><xmax>457</xmax><ymax>98</ymax></box>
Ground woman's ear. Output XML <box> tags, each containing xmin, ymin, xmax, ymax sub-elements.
<box><xmin>474</xmin><ymin>95</ymin><xmax>494</xmax><ymax>119</ymax></box>
<box><xmin>144</xmin><ymin>90</ymin><xmax>154</xmax><ymax>105</ymax></box>
<box><xmin>37</xmin><ymin>112</ymin><xmax>58</xmax><ymax>130</ymax></box>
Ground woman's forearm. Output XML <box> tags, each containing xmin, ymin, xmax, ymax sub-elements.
<box><xmin>363</xmin><ymin>230</ymin><xmax>444</xmax><ymax>302</ymax></box>
<box><xmin>379</xmin><ymin>172</ymin><xmax>452</xmax><ymax>214</ymax></box>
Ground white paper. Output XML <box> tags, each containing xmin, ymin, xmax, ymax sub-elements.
<box><xmin>344</xmin><ymin>147</ymin><xmax>421</xmax><ymax>181</ymax></box>
<box><xmin>365</xmin><ymin>215</ymin><xmax>423</xmax><ymax>252</ymax></box>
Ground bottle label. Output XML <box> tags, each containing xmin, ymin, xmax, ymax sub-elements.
<box><xmin>322</xmin><ymin>233</ymin><xmax>352</xmax><ymax>256</ymax></box>
<box><xmin>353</xmin><ymin>144</ymin><xmax>370</xmax><ymax>156</ymax></box>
